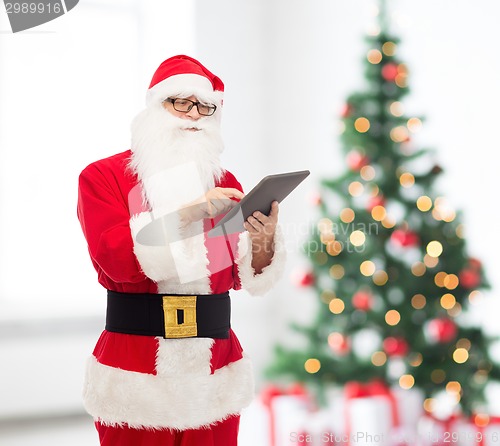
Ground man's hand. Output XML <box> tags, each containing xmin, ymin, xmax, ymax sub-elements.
<box><xmin>181</xmin><ymin>187</ymin><xmax>244</xmax><ymax>223</ymax></box>
<box><xmin>204</xmin><ymin>187</ymin><xmax>244</xmax><ymax>218</ymax></box>
<box><xmin>244</xmin><ymin>201</ymin><xmax>279</xmax><ymax>274</ymax></box>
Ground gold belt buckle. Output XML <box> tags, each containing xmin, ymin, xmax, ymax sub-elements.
<box><xmin>162</xmin><ymin>295</ymin><xmax>198</xmax><ymax>338</ymax></box>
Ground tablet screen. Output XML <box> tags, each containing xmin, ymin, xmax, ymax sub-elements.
<box><xmin>208</xmin><ymin>170</ymin><xmax>310</xmax><ymax>237</ymax></box>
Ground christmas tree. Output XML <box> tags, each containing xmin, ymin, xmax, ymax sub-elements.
<box><xmin>266</xmin><ymin>1</ymin><xmax>499</xmax><ymax>416</ymax></box>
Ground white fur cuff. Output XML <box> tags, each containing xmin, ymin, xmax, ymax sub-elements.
<box><xmin>236</xmin><ymin>225</ymin><xmax>286</xmax><ymax>296</ymax></box>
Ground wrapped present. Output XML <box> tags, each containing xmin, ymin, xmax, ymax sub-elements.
<box><xmin>391</xmin><ymin>386</ymin><xmax>425</xmax><ymax>445</ymax></box>
<box><xmin>343</xmin><ymin>380</ymin><xmax>400</xmax><ymax>446</ymax></box>
<box><xmin>417</xmin><ymin>413</ymin><xmax>466</xmax><ymax>446</ymax></box>
<box><xmin>260</xmin><ymin>381</ymin><xmax>422</xmax><ymax>446</ymax></box>
<box><xmin>303</xmin><ymin>408</ymin><xmax>338</xmax><ymax>446</ymax></box>
<box><xmin>261</xmin><ymin>384</ymin><xmax>344</xmax><ymax>446</ymax></box>
<box><xmin>455</xmin><ymin>415</ymin><xmax>500</xmax><ymax>446</ymax></box>
<box><xmin>261</xmin><ymin>383</ymin><xmax>313</xmax><ymax>446</ymax></box>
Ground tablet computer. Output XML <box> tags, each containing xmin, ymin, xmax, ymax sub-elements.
<box><xmin>208</xmin><ymin>169</ymin><xmax>310</xmax><ymax>237</ymax></box>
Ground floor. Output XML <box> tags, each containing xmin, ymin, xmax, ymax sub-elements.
<box><xmin>0</xmin><ymin>414</ymin><xmax>97</xmax><ymax>446</ymax></box>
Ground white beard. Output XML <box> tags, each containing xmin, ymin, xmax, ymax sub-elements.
<box><xmin>129</xmin><ymin>104</ymin><xmax>224</xmax><ymax>213</ymax></box>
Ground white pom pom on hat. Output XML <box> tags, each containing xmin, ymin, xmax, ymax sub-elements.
<box><xmin>146</xmin><ymin>55</ymin><xmax>224</xmax><ymax>107</ymax></box>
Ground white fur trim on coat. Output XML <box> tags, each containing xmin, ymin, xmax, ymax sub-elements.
<box><xmin>154</xmin><ymin>260</ymin><xmax>212</xmax><ymax>295</ymax></box>
<box><xmin>83</xmin><ymin>338</ymin><xmax>254</xmax><ymax>430</ymax></box>
<box><xmin>130</xmin><ymin>211</ymin><xmax>180</xmax><ymax>283</ymax></box>
<box><xmin>236</xmin><ymin>225</ymin><xmax>286</xmax><ymax>296</ymax></box>
<box><xmin>146</xmin><ymin>73</ymin><xmax>224</xmax><ymax>107</ymax></box>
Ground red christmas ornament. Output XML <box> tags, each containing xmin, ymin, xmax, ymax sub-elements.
<box><xmin>459</xmin><ymin>269</ymin><xmax>481</xmax><ymax>289</ymax></box>
<box><xmin>383</xmin><ymin>336</ymin><xmax>409</xmax><ymax>357</ymax></box>
<box><xmin>426</xmin><ymin>318</ymin><xmax>457</xmax><ymax>343</ymax></box>
<box><xmin>431</xmin><ymin>164</ymin><xmax>444</xmax><ymax>175</ymax></box>
<box><xmin>310</xmin><ymin>192</ymin><xmax>322</xmax><ymax>206</ymax></box>
<box><xmin>328</xmin><ymin>332</ymin><xmax>350</xmax><ymax>356</ymax></box>
<box><xmin>293</xmin><ymin>270</ymin><xmax>315</xmax><ymax>287</ymax></box>
<box><xmin>352</xmin><ymin>290</ymin><xmax>373</xmax><ymax>311</ymax></box>
<box><xmin>367</xmin><ymin>195</ymin><xmax>386</xmax><ymax>211</ymax></box>
<box><xmin>346</xmin><ymin>150</ymin><xmax>370</xmax><ymax>171</ymax></box>
<box><xmin>390</xmin><ymin>229</ymin><xmax>420</xmax><ymax>247</ymax></box>
<box><xmin>381</xmin><ymin>63</ymin><xmax>399</xmax><ymax>82</ymax></box>
<box><xmin>341</xmin><ymin>103</ymin><xmax>354</xmax><ymax>118</ymax></box>
<box><xmin>467</xmin><ymin>257</ymin><xmax>482</xmax><ymax>271</ymax></box>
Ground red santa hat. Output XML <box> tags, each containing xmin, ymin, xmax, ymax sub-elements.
<box><xmin>146</xmin><ymin>55</ymin><xmax>224</xmax><ymax>107</ymax></box>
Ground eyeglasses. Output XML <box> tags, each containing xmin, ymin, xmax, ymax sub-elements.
<box><xmin>164</xmin><ymin>98</ymin><xmax>217</xmax><ymax>116</ymax></box>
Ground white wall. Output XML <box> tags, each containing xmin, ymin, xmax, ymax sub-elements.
<box><xmin>0</xmin><ymin>0</ymin><xmax>197</xmax><ymax>319</ymax></box>
<box><xmin>0</xmin><ymin>0</ymin><xmax>197</xmax><ymax>417</ymax></box>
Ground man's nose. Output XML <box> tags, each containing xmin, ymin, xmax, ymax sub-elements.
<box><xmin>186</xmin><ymin>105</ymin><xmax>201</xmax><ymax>120</ymax></box>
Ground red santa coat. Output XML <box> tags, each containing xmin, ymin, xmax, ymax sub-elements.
<box><xmin>77</xmin><ymin>150</ymin><xmax>285</xmax><ymax>430</ymax></box>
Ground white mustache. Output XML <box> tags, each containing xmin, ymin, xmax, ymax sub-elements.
<box><xmin>178</xmin><ymin>120</ymin><xmax>211</xmax><ymax>131</ymax></box>
<box><xmin>160</xmin><ymin>111</ymin><xmax>209</xmax><ymax>131</ymax></box>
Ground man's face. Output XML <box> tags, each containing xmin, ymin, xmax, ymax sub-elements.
<box><xmin>130</xmin><ymin>92</ymin><xmax>224</xmax><ymax>197</ymax></box>
<box><xmin>162</xmin><ymin>95</ymin><xmax>215</xmax><ymax>132</ymax></box>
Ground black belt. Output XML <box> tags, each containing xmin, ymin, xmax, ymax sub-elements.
<box><xmin>105</xmin><ymin>290</ymin><xmax>231</xmax><ymax>339</ymax></box>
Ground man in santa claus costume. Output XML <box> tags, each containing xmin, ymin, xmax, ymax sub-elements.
<box><xmin>77</xmin><ymin>54</ymin><xmax>286</xmax><ymax>445</ymax></box>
